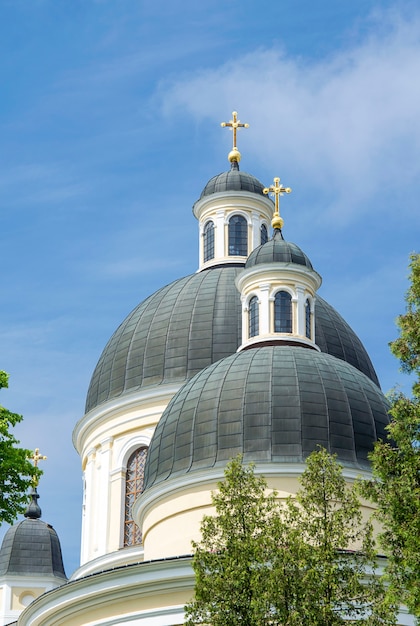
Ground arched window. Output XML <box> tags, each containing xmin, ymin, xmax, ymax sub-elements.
<box><xmin>248</xmin><ymin>296</ymin><xmax>259</xmax><ymax>338</ymax></box>
<box><xmin>124</xmin><ymin>447</ymin><xmax>148</xmax><ymax>547</ymax></box>
<box><xmin>260</xmin><ymin>223</ymin><xmax>268</xmax><ymax>245</ymax></box>
<box><xmin>274</xmin><ymin>291</ymin><xmax>292</xmax><ymax>333</ymax></box>
<box><xmin>305</xmin><ymin>299</ymin><xmax>311</xmax><ymax>339</ymax></box>
<box><xmin>203</xmin><ymin>221</ymin><xmax>215</xmax><ymax>262</ymax></box>
<box><xmin>228</xmin><ymin>215</ymin><xmax>247</xmax><ymax>256</ymax></box>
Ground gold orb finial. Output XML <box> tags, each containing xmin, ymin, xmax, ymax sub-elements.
<box><xmin>228</xmin><ymin>147</ymin><xmax>242</xmax><ymax>163</ymax></box>
<box><xmin>263</xmin><ymin>177</ymin><xmax>292</xmax><ymax>230</ymax></box>
<box><xmin>221</xmin><ymin>111</ymin><xmax>249</xmax><ymax>162</ymax></box>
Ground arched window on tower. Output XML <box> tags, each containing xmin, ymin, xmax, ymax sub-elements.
<box><xmin>228</xmin><ymin>215</ymin><xmax>248</xmax><ymax>256</ymax></box>
<box><xmin>124</xmin><ymin>446</ymin><xmax>148</xmax><ymax>547</ymax></box>
<box><xmin>260</xmin><ymin>223</ymin><xmax>268</xmax><ymax>245</ymax></box>
<box><xmin>248</xmin><ymin>296</ymin><xmax>259</xmax><ymax>338</ymax></box>
<box><xmin>305</xmin><ymin>298</ymin><xmax>311</xmax><ymax>339</ymax></box>
<box><xmin>203</xmin><ymin>221</ymin><xmax>215</xmax><ymax>262</ymax></box>
<box><xmin>274</xmin><ymin>291</ymin><xmax>292</xmax><ymax>333</ymax></box>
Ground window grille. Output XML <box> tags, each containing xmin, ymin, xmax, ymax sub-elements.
<box><xmin>274</xmin><ymin>291</ymin><xmax>292</xmax><ymax>333</ymax></box>
<box><xmin>203</xmin><ymin>221</ymin><xmax>215</xmax><ymax>262</ymax></box>
<box><xmin>124</xmin><ymin>447</ymin><xmax>148</xmax><ymax>546</ymax></box>
<box><xmin>228</xmin><ymin>215</ymin><xmax>247</xmax><ymax>256</ymax></box>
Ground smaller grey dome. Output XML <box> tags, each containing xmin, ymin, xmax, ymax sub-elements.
<box><xmin>0</xmin><ymin>491</ymin><xmax>67</xmax><ymax>579</ymax></box>
<box><xmin>198</xmin><ymin>161</ymin><xmax>265</xmax><ymax>199</ymax></box>
<box><xmin>144</xmin><ymin>346</ymin><xmax>389</xmax><ymax>491</ymax></box>
<box><xmin>246</xmin><ymin>230</ymin><xmax>313</xmax><ymax>269</ymax></box>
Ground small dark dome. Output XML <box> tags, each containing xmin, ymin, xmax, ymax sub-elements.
<box><xmin>246</xmin><ymin>230</ymin><xmax>313</xmax><ymax>269</ymax></box>
<box><xmin>85</xmin><ymin>268</ymin><xmax>379</xmax><ymax>413</ymax></box>
<box><xmin>144</xmin><ymin>346</ymin><xmax>390</xmax><ymax>490</ymax></box>
<box><xmin>198</xmin><ymin>161</ymin><xmax>265</xmax><ymax>199</ymax></box>
<box><xmin>0</xmin><ymin>518</ymin><xmax>67</xmax><ymax>579</ymax></box>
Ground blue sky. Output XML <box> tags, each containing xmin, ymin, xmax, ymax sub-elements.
<box><xmin>1</xmin><ymin>0</ymin><xmax>419</xmax><ymax>576</ymax></box>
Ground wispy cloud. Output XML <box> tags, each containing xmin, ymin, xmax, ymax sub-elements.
<box><xmin>161</xmin><ymin>9</ymin><xmax>420</xmax><ymax>224</ymax></box>
<box><xmin>0</xmin><ymin>163</ymin><xmax>88</xmax><ymax>209</ymax></box>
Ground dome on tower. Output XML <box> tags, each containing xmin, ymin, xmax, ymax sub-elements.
<box><xmin>143</xmin><ymin>346</ymin><xmax>389</xmax><ymax>491</ymax></box>
<box><xmin>85</xmin><ymin>269</ymin><xmax>380</xmax><ymax>413</ymax></box>
<box><xmin>197</xmin><ymin>161</ymin><xmax>265</xmax><ymax>200</ymax></box>
<box><xmin>0</xmin><ymin>490</ymin><xmax>66</xmax><ymax>579</ymax></box>
<box><xmin>245</xmin><ymin>229</ymin><xmax>313</xmax><ymax>270</ymax></box>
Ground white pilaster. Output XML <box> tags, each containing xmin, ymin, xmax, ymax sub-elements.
<box><xmin>259</xmin><ymin>283</ymin><xmax>270</xmax><ymax>335</ymax></box>
<box><xmin>80</xmin><ymin>447</ymin><xmax>96</xmax><ymax>565</ymax></box>
<box><xmin>97</xmin><ymin>437</ymin><xmax>114</xmax><ymax>555</ymax></box>
<box><xmin>215</xmin><ymin>210</ymin><xmax>225</xmax><ymax>259</ymax></box>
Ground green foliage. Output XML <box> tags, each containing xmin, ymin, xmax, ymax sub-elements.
<box><xmin>0</xmin><ymin>371</ymin><xmax>41</xmax><ymax>525</ymax></box>
<box><xmin>390</xmin><ymin>253</ymin><xmax>420</xmax><ymax>397</ymax></box>
<box><xmin>185</xmin><ymin>458</ymin><xmax>278</xmax><ymax>626</ymax></box>
<box><xmin>366</xmin><ymin>252</ymin><xmax>420</xmax><ymax>619</ymax></box>
<box><xmin>185</xmin><ymin>450</ymin><xmax>393</xmax><ymax>626</ymax></box>
<box><xmin>287</xmin><ymin>449</ymin><xmax>392</xmax><ymax>626</ymax></box>
<box><xmin>366</xmin><ymin>395</ymin><xmax>420</xmax><ymax>617</ymax></box>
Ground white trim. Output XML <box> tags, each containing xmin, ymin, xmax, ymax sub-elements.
<box><xmin>134</xmin><ymin>462</ymin><xmax>373</xmax><ymax>531</ymax></box>
<box><xmin>73</xmin><ymin>384</ymin><xmax>182</xmax><ymax>454</ymax></box>
<box><xmin>71</xmin><ymin>545</ymin><xmax>145</xmax><ymax>580</ymax></box>
<box><xmin>117</xmin><ymin>437</ymin><xmax>151</xmax><ymax>470</ymax></box>
<box><xmin>20</xmin><ymin>559</ymin><xmax>194</xmax><ymax>626</ymax></box>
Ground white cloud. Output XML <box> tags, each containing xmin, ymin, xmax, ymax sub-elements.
<box><xmin>161</xmin><ymin>9</ymin><xmax>420</xmax><ymax>224</ymax></box>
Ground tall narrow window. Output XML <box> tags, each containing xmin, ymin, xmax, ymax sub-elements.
<box><xmin>203</xmin><ymin>221</ymin><xmax>215</xmax><ymax>262</ymax></box>
<box><xmin>274</xmin><ymin>291</ymin><xmax>292</xmax><ymax>333</ymax></box>
<box><xmin>248</xmin><ymin>296</ymin><xmax>259</xmax><ymax>338</ymax></box>
<box><xmin>305</xmin><ymin>299</ymin><xmax>311</xmax><ymax>339</ymax></box>
<box><xmin>228</xmin><ymin>215</ymin><xmax>247</xmax><ymax>256</ymax></box>
<box><xmin>260</xmin><ymin>223</ymin><xmax>268</xmax><ymax>245</ymax></box>
<box><xmin>124</xmin><ymin>447</ymin><xmax>148</xmax><ymax>547</ymax></box>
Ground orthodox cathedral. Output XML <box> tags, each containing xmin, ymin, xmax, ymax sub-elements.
<box><xmin>0</xmin><ymin>113</ymin><xmax>414</xmax><ymax>625</ymax></box>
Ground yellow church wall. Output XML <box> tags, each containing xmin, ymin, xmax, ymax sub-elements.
<box><xmin>11</xmin><ymin>587</ymin><xmax>44</xmax><ymax>610</ymax></box>
<box><xmin>75</xmin><ymin>385</ymin><xmax>181</xmax><ymax>462</ymax></box>
<box><xmin>141</xmin><ymin>474</ymin><xmax>305</xmax><ymax>559</ymax></box>
<box><xmin>141</xmin><ymin>470</ymin><xmax>378</xmax><ymax>560</ymax></box>
<box><xmin>55</xmin><ymin>589</ymin><xmax>191</xmax><ymax>626</ymax></box>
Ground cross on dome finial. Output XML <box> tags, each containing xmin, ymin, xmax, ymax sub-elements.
<box><xmin>30</xmin><ymin>448</ymin><xmax>47</xmax><ymax>467</ymax></box>
<box><xmin>29</xmin><ymin>447</ymin><xmax>47</xmax><ymax>486</ymax></box>
<box><xmin>263</xmin><ymin>177</ymin><xmax>292</xmax><ymax>230</ymax></box>
<box><xmin>221</xmin><ymin>111</ymin><xmax>249</xmax><ymax>163</ymax></box>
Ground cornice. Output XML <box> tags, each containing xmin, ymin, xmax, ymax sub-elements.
<box><xmin>20</xmin><ymin>557</ymin><xmax>193</xmax><ymax>626</ymax></box>
<box><xmin>72</xmin><ymin>384</ymin><xmax>182</xmax><ymax>455</ymax></box>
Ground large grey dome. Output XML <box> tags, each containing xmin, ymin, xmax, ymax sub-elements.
<box><xmin>86</xmin><ymin>267</ymin><xmax>243</xmax><ymax>412</ymax></box>
<box><xmin>246</xmin><ymin>230</ymin><xmax>313</xmax><ymax>270</ymax></box>
<box><xmin>198</xmin><ymin>161</ymin><xmax>265</xmax><ymax>199</ymax></box>
<box><xmin>144</xmin><ymin>346</ymin><xmax>390</xmax><ymax>490</ymax></box>
<box><xmin>85</xmin><ymin>267</ymin><xmax>379</xmax><ymax>413</ymax></box>
<box><xmin>0</xmin><ymin>501</ymin><xmax>66</xmax><ymax>579</ymax></box>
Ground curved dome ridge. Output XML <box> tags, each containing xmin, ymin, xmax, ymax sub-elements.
<box><xmin>86</xmin><ymin>269</ymin><xmax>380</xmax><ymax>413</ymax></box>
<box><xmin>143</xmin><ymin>346</ymin><xmax>389</xmax><ymax>491</ymax></box>
<box><xmin>314</xmin><ymin>297</ymin><xmax>379</xmax><ymax>386</ymax></box>
<box><xmin>85</xmin><ymin>268</ymin><xmax>243</xmax><ymax>412</ymax></box>
<box><xmin>198</xmin><ymin>162</ymin><xmax>265</xmax><ymax>199</ymax></box>
<box><xmin>245</xmin><ymin>231</ymin><xmax>313</xmax><ymax>270</ymax></box>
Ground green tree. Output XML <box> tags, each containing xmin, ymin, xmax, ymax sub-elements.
<box><xmin>0</xmin><ymin>371</ymin><xmax>41</xmax><ymax>525</ymax></box>
<box><xmin>185</xmin><ymin>450</ymin><xmax>393</xmax><ymax>626</ymax></box>
<box><xmin>185</xmin><ymin>457</ymin><xmax>278</xmax><ymax>626</ymax></box>
<box><xmin>389</xmin><ymin>253</ymin><xmax>420</xmax><ymax>397</ymax></box>
<box><xmin>285</xmin><ymin>448</ymin><xmax>392</xmax><ymax>626</ymax></box>
<box><xmin>365</xmin><ymin>253</ymin><xmax>420</xmax><ymax>618</ymax></box>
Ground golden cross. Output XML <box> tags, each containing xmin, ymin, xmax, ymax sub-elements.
<box><xmin>29</xmin><ymin>448</ymin><xmax>47</xmax><ymax>468</ymax></box>
<box><xmin>263</xmin><ymin>177</ymin><xmax>292</xmax><ymax>230</ymax></box>
<box><xmin>221</xmin><ymin>111</ymin><xmax>249</xmax><ymax>150</ymax></box>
